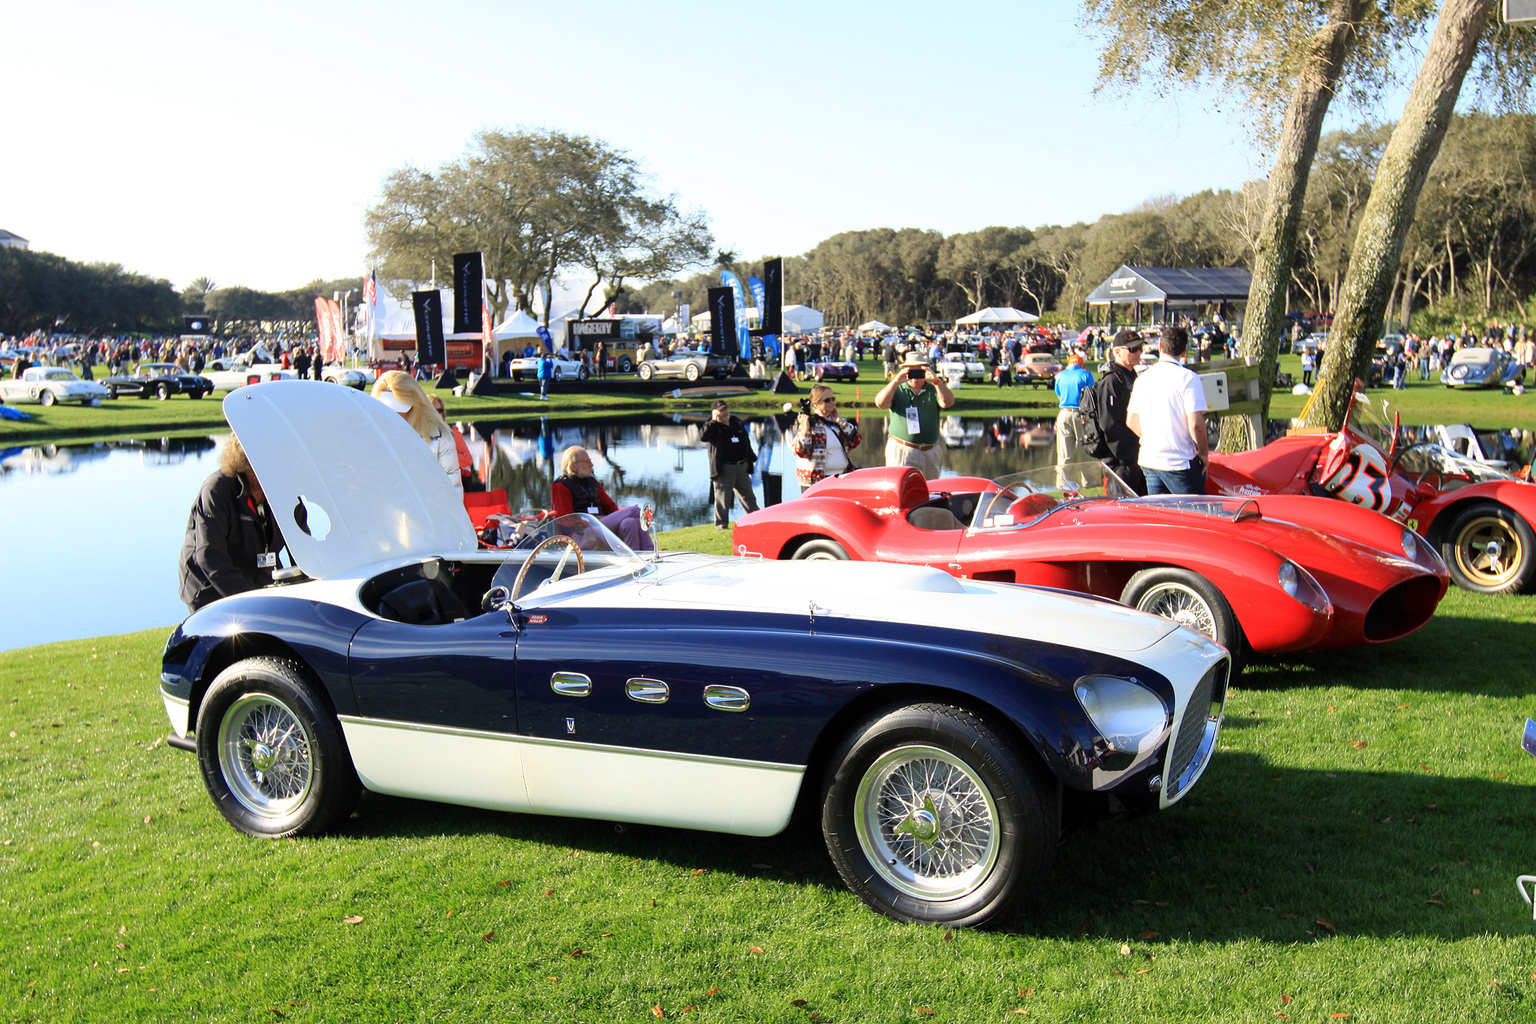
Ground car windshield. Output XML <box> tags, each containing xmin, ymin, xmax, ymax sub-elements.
<box><xmin>1345</xmin><ymin>388</ymin><xmax>1397</xmax><ymax>452</ymax></box>
<box><xmin>42</xmin><ymin>370</ymin><xmax>75</xmax><ymax>381</ymax></box>
<box><xmin>969</xmin><ymin>462</ymin><xmax>1136</xmax><ymax>530</ymax></box>
<box><xmin>1451</xmin><ymin>349</ymin><xmax>1495</xmax><ymax>365</ymax></box>
<box><xmin>488</xmin><ymin>512</ymin><xmax>649</xmax><ymax>601</ymax></box>
<box><xmin>1393</xmin><ymin>442</ymin><xmax>1520</xmax><ymax>483</ymax></box>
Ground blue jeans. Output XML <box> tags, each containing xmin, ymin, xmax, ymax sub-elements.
<box><xmin>1143</xmin><ymin>463</ymin><xmax>1206</xmax><ymax>495</ymax></box>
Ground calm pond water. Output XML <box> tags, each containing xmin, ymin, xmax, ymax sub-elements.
<box><xmin>0</xmin><ymin>410</ymin><xmax>1068</xmax><ymax>651</ymax></box>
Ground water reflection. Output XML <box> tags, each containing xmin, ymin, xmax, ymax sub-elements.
<box><xmin>454</xmin><ymin>411</ymin><xmax>1067</xmax><ymax>527</ymax></box>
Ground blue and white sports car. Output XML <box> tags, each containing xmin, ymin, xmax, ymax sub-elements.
<box><xmin>159</xmin><ymin>381</ymin><xmax>1228</xmax><ymax>927</ymax></box>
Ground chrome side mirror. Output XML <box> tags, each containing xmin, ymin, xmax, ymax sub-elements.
<box><xmin>481</xmin><ymin>585</ymin><xmax>514</xmax><ymax>617</ymax></box>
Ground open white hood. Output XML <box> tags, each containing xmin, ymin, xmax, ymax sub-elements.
<box><xmin>222</xmin><ymin>380</ymin><xmax>477</xmax><ymax>580</ymax></box>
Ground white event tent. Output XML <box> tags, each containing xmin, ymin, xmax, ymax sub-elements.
<box><xmin>858</xmin><ymin>319</ymin><xmax>893</xmax><ymax>333</ymax></box>
<box><xmin>956</xmin><ymin>307</ymin><xmax>1039</xmax><ymax>325</ymax></box>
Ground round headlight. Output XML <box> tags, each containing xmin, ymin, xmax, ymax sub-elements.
<box><xmin>1401</xmin><ymin>530</ymin><xmax>1418</xmax><ymax>560</ymax></box>
<box><xmin>1278</xmin><ymin>561</ymin><xmax>1299</xmax><ymax>597</ymax></box>
<box><xmin>1075</xmin><ymin>676</ymin><xmax>1170</xmax><ymax>759</ymax></box>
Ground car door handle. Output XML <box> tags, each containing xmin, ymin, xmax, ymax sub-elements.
<box><xmin>626</xmin><ymin>677</ymin><xmax>670</xmax><ymax>704</ymax></box>
<box><xmin>703</xmin><ymin>685</ymin><xmax>751</xmax><ymax>713</ymax></box>
<box><xmin>550</xmin><ymin>671</ymin><xmax>591</xmax><ymax>697</ymax></box>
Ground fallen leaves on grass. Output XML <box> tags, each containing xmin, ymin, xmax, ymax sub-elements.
<box><xmin>482</xmin><ymin>931</ymin><xmax>495</xmax><ymax>941</ymax></box>
<box><xmin>1348</xmin><ymin>740</ymin><xmax>1367</xmax><ymax>749</ymax></box>
<box><xmin>1280</xmin><ymin>994</ymin><xmax>1293</xmax><ymax>1005</ymax></box>
<box><xmin>342</xmin><ymin>916</ymin><xmax>363</xmax><ymax>925</ymax></box>
<box><xmin>1316</xmin><ymin>918</ymin><xmax>1336</xmax><ymax>933</ymax></box>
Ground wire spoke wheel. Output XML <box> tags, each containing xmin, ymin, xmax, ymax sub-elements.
<box><xmin>217</xmin><ymin>692</ymin><xmax>316</xmax><ymax>820</ymax></box>
<box><xmin>1136</xmin><ymin>582</ymin><xmax>1217</xmax><ymax>637</ymax></box>
<box><xmin>855</xmin><ymin>745</ymin><xmax>999</xmax><ymax>901</ymax></box>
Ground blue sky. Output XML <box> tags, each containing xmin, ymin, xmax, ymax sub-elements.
<box><xmin>6</xmin><ymin>0</ymin><xmax>1411</xmax><ymax>294</ymax></box>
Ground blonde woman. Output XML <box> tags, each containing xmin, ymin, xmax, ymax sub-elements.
<box><xmin>372</xmin><ymin>370</ymin><xmax>462</xmax><ymax>494</ymax></box>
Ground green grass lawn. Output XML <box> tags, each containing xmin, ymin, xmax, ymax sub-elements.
<box><xmin>5</xmin><ymin>541</ymin><xmax>1536</xmax><ymax>1021</ymax></box>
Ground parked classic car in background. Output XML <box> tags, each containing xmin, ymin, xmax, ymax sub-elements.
<box><xmin>0</xmin><ymin>366</ymin><xmax>110</xmax><ymax>406</ymax></box>
<box><xmin>1208</xmin><ymin>382</ymin><xmax>1536</xmax><ymax>594</ymax></box>
<box><xmin>160</xmin><ymin>382</ymin><xmax>1227</xmax><ymax>928</ymax></box>
<box><xmin>732</xmin><ymin>463</ymin><xmax>1447</xmax><ymax>662</ymax></box>
<box><xmin>101</xmin><ymin>363</ymin><xmax>214</xmax><ymax>400</ymax></box>
<box><xmin>936</xmin><ymin>348</ymin><xmax>988</xmax><ymax>383</ymax></box>
<box><xmin>1440</xmin><ymin>346</ymin><xmax>1525</xmax><ymax>389</ymax></box>
<box><xmin>1016</xmin><ymin>352</ymin><xmax>1060</xmax><ymax>387</ymax></box>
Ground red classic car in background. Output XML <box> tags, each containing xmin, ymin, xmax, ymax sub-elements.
<box><xmin>1207</xmin><ymin>383</ymin><xmax>1536</xmax><ymax>594</ymax></box>
<box><xmin>732</xmin><ymin>463</ymin><xmax>1447</xmax><ymax>662</ymax></box>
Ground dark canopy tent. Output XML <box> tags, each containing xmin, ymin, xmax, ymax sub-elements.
<box><xmin>1084</xmin><ymin>266</ymin><xmax>1252</xmax><ymax>327</ymax></box>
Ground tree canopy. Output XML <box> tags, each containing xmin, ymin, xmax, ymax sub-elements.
<box><xmin>365</xmin><ymin>129</ymin><xmax>713</xmax><ymax>325</ymax></box>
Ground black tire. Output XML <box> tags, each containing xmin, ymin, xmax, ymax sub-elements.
<box><xmin>638</xmin><ymin>363</ymin><xmax>655</xmax><ymax>381</ymax></box>
<box><xmin>1439</xmin><ymin>500</ymin><xmax>1536</xmax><ymax>594</ymax></box>
<box><xmin>578</xmin><ymin>366</ymin><xmax>589</xmax><ymax>381</ymax></box>
<box><xmin>39</xmin><ymin>389</ymin><xmax>56</xmax><ymax>407</ymax></box>
<box><xmin>195</xmin><ymin>657</ymin><xmax>360</xmax><ymax>838</ymax></box>
<box><xmin>512</xmin><ymin>371</ymin><xmax>523</xmax><ymax>382</ymax></box>
<box><xmin>156</xmin><ymin>382</ymin><xmax>171</xmax><ymax>400</ymax></box>
<box><xmin>187</xmin><ymin>389</ymin><xmax>204</xmax><ymax>400</ymax></box>
<box><xmin>821</xmin><ymin>703</ymin><xmax>1056</xmax><ymax>927</ymax></box>
<box><xmin>552</xmin><ymin>366</ymin><xmax>563</xmax><ymax>381</ymax></box>
<box><xmin>619</xmin><ymin>357</ymin><xmax>633</xmax><ymax>373</ymax></box>
<box><xmin>684</xmin><ymin>362</ymin><xmax>701</xmax><ymax>382</ymax></box>
<box><xmin>791</xmin><ymin>538</ymin><xmax>849</xmax><ymax>561</ymax></box>
<box><xmin>1121</xmin><ymin>566</ymin><xmax>1242</xmax><ymax>654</ymax></box>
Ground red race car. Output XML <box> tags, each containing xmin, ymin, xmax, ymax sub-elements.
<box><xmin>1208</xmin><ymin>382</ymin><xmax>1536</xmax><ymax>594</ymax></box>
<box><xmin>732</xmin><ymin>463</ymin><xmax>1447</xmax><ymax>661</ymax></box>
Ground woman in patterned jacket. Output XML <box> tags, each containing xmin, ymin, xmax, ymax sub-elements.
<box><xmin>791</xmin><ymin>384</ymin><xmax>862</xmax><ymax>487</ymax></box>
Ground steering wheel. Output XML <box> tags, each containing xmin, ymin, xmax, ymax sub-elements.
<box><xmin>1413</xmin><ymin>469</ymin><xmax>1444</xmax><ymax>493</ymax></box>
<box><xmin>509</xmin><ymin>535</ymin><xmax>586</xmax><ymax>601</ymax></box>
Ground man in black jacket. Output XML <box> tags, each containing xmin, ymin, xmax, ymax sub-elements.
<box><xmin>701</xmin><ymin>401</ymin><xmax>759</xmax><ymax>530</ymax></box>
<box><xmin>178</xmin><ymin>434</ymin><xmax>286</xmax><ymax>612</ymax></box>
<box><xmin>1100</xmin><ymin>331</ymin><xmax>1147</xmax><ymax>496</ymax></box>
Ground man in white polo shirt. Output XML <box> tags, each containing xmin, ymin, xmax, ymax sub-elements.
<box><xmin>1126</xmin><ymin>325</ymin><xmax>1209</xmax><ymax>495</ymax></box>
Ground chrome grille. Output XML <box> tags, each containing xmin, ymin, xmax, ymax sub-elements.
<box><xmin>1167</xmin><ymin>662</ymin><xmax>1222</xmax><ymax>784</ymax></box>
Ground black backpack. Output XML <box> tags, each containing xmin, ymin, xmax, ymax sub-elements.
<box><xmin>1077</xmin><ymin>376</ymin><xmax>1113</xmax><ymax>460</ymax></box>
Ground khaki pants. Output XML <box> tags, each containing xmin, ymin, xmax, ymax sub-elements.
<box><xmin>885</xmin><ymin>437</ymin><xmax>942</xmax><ymax>481</ymax></box>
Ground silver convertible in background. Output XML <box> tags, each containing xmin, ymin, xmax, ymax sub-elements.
<box><xmin>159</xmin><ymin>381</ymin><xmax>1227</xmax><ymax>927</ymax></box>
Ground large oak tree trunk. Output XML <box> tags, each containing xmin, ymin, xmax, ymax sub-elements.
<box><xmin>1219</xmin><ymin>0</ymin><xmax>1370</xmax><ymax>452</ymax></box>
<box><xmin>1309</xmin><ymin>0</ymin><xmax>1496</xmax><ymax>429</ymax></box>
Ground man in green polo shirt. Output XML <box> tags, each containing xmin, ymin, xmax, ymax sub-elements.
<box><xmin>874</xmin><ymin>350</ymin><xmax>955</xmax><ymax>480</ymax></box>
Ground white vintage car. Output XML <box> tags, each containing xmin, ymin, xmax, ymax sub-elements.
<box><xmin>936</xmin><ymin>349</ymin><xmax>988</xmax><ymax>383</ymax></box>
<box><xmin>0</xmin><ymin>367</ymin><xmax>110</xmax><ymax>407</ymax></box>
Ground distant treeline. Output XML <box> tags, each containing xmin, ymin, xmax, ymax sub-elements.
<box><xmin>623</xmin><ymin>112</ymin><xmax>1536</xmax><ymax>332</ymax></box>
<box><xmin>0</xmin><ymin>247</ymin><xmax>361</xmax><ymax>338</ymax></box>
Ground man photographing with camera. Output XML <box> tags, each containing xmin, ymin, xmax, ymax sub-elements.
<box><xmin>874</xmin><ymin>350</ymin><xmax>955</xmax><ymax>481</ymax></box>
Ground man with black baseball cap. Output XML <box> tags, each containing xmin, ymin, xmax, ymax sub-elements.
<box><xmin>1100</xmin><ymin>330</ymin><xmax>1147</xmax><ymax>495</ymax></box>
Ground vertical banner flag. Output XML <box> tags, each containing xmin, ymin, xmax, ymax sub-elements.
<box><xmin>479</xmin><ymin>254</ymin><xmax>495</xmax><ymax>372</ymax></box>
<box><xmin>719</xmin><ymin>270</ymin><xmax>752</xmax><ymax>359</ymax></box>
<box><xmin>453</xmin><ymin>252</ymin><xmax>483</xmax><ymax>335</ymax></box>
<box><xmin>314</xmin><ymin>298</ymin><xmax>334</xmax><ymax>360</ymax></box>
<box><xmin>412</xmin><ymin>290</ymin><xmax>446</xmax><ymax>366</ymax></box>
<box><xmin>363</xmin><ymin>271</ymin><xmax>379</xmax><ymax>344</ymax></box>
<box><xmin>762</xmin><ymin>257</ymin><xmax>783</xmax><ymax>357</ymax></box>
<box><xmin>747</xmin><ymin>276</ymin><xmax>766</xmax><ymax>324</ymax></box>
<box><xmin>325</xmin><ymin>299</ymin><xmax>346</xmax><ymax>362</ymax></box>
<box><xmin>706</xmin><ymin>287</ymin><xmax>734</xmax><ymax>357</ymax></box>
